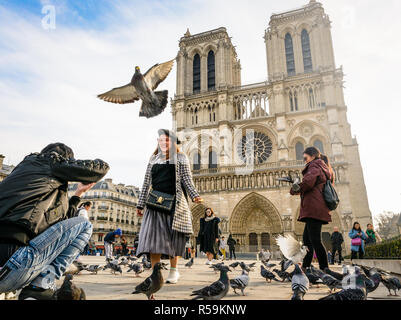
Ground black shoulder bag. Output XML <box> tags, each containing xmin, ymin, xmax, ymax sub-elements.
<box><xmin>321</xmin><ymin>171</ymin><xmax>340</xmax><ymax>211</ymax></box>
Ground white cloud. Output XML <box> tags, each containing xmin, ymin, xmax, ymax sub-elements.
<box><xmin>0</xmin><ymin>0</ymin><xmax>400</xmax><ymax>217</ymax></box>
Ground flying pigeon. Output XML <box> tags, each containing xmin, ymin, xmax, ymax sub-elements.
<box><xmin>53</xmin><ymin>274</ymin><xmax>86</xmax><ymax>300</ymax></box>
<box><xmin>97</xmin><ymin>59</ymin><xmax>175</xmax><ymax>118</ymax></box>
<box><xmin>86</xmin><ymin>265</ymin><xmax>102</xmax><ymax>275</ymax></box>
<box><xmin>261</xmin><ymin>265</ymin><xmax>280</xmax><ymax>283</ymax></box>
<box><xmin>229</xmin><ymin>270</ymin><xmax>249</xmax><ymax>296</ymax></box>
<box><xmin>127</xmin><ymin>263</ymin><xmax>144</xmax><ymax>277</ymax></box>
<box><xmin>276</xmin><ymin>235</ymin><xmax>308</xmax><ymax>271</ymax></box>
<box><xmin>185</xmin><ymin>258</ymin><xmax>194</xmax><ymax>268</ymax></box>
<box><xmin>229</xmin><ymin>261</ymin><xmax>240</xmax><ymax>269</ymax></box>
<box><xmin>291</xmin><ymin>264</ymin><xmax>309</xmax><ymax>300</ymax></box>
<box><xmin>191</xmin><ymin>266</ymin><xmax>231</xmax><ymax>300</ymax></box>
<box><xmin>132</xmin><ymin>262</ymin><xmax>168</xmax><ymax>300</ymax></box>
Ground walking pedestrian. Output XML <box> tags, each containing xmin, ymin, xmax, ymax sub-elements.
<box><xmin>198</xmin><ymin>208</ymin><xmax>220</xmax><ymax>265</ymax></box>
<box><xmin>290</xmin><ymin>147</ymin><xmax>333</xmax><ymax>271</ymax></box>
<box><xmin>349</xmin><ymin>222</ymin><xmax>368</xmax><ymax>260</ymax></box>
<box><xmin>330</xmin><ymin>226</ymin><xmax>344</xmax><ymax>265</ymax></box>
<box><xmin>219</xmin><ymin>236</ymin><xmax>227</xmax><ymax>260</ymax></box>
<box><xmin>227</xmin><ymin>234</ymin><xmax>237</xmax><ymax>260</ymax></box>
<box><xmin>0</xmin><ymin>143</ymin><xmax>108</xmax><ymax>299</ymax></box>
<box><xmin>135</xmin><ymin>129</ymin><xmax>203</xmax><ymax>284</ymax></box>
<box><xmin>121</xmin><ymin>236</ymin><xmax>128</xmax><ymax>256</ymax></box>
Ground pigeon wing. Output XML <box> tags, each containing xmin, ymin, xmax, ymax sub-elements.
<box><xmin>136</xmin><ymin>276</ymin><xmax>153</xmax><ymax>293</ymax></box>
<box><xmin>276</xmin><ymin>235</ymin><xmax>301</xmax><ymax>260</ymax></box>
<box><xmin>143</xmin><ymin>59</ymin><xmax>175</xmax><ymax>90</ymax></box>
<box><xmin>97</xmin><ymin>83</ymin><xmax>140</xmax><ymax>104</ymax></box>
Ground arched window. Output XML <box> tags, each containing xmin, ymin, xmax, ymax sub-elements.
<box><xmin>313</xmin><ymin>139</ymin><xmax>324</xmax><ymax>154</ymax></box>
<box><xmin>193</xmin><ymin>54</ymin><xmax>201</xmax><ymax>93</ymax></box>
<box><xmin>285</xmin><ymin>33</ymin><xmax>295</xmax><ymax>75</ymax></box>
<box><xmin>301</xmin><ymin>29</ymin><xmax>313</xmax><ymax>73</ymax></box>
<box><xmin>295</xmin><ymin>142</ymin><xmax>304</xmax><ymax>160</ymax></box>
<box><xmin>289</xmin><ymin>91</ymin><xmax>298</xmax><ymax>111</ymax></box>
<box><xmin>208</xmin><ymin>150</ymin><xmax>217</xmax><ymax>169</ymax></box>
<box><xmin>193</xmin><ymin>152</ymin><xmax>201</xmax><ymax>170</ymax></box>
<box><xmin>308</xmin><ymin>88</ymin><xmax>315</xmax><ymax>109</ymax></box>
<box><xmin>207</xmin><ymin>50</ymin><xmax>215</xmax><ymax>91</ymax></box>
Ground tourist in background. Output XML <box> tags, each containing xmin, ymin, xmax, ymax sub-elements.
<box><xmin>136</xmin><ymin>129</ymin><xmax>202</xmax><ymax>284</ymax></box>
<box><xmin>104</xmin><ymin>228</ymin><xmax>122</xmax><ymax>261</ymax></box>
<box><xmin>219</xmin><ymin>236</ymin><xmax>227</xmax><ymax>260</ymax></box>
<box><xmin>365</xmin><ymin>223</ymin><xmax>381</xmax><ymax>245</ymax></box>
<box><xmin>227</xmin><ymin>234</ymin><xmax>237</xmax><ymax>260</ymax></box>
<box><xmin>121</xmin><ymin>236</ymin><xmax>128</xmax><ymax>256</ymax></box>
<box><xmin>349</xmin><ymin>222</ymin><xmax>368</xmax><ymax>260</ymax></box>
<box><xmin>198</xmin><ymin>208</ymin><xmax>220</xmax><ymax>265</ymax></box>
<box><xmin>76</xmin><ymin>201</ymin><xmax>92</xmax><ymax>220</ymax></box>
<box><xmin>290</xmin><ymin>147</ymin><xmax>332</xmax><ymax>271</ymax></box>
<box><xmin>330</xmin><ymin>226</ymin><xmax>344</xmax><ymax>265</ymax></box>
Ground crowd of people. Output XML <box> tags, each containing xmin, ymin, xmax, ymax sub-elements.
<box><xmin>0</xmin><ymin>131</ymin><xmax>383</xmax><ymax>300</ymax></box>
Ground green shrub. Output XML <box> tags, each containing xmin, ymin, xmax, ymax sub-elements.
<box><xmin>364</xmin><ymin>236</ymin><xmax>401</xmax><ymax>259</ymax></box>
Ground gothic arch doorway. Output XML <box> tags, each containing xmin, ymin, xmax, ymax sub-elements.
<box><xmin>229</xmin><ymin>192</ymin><xmax>283</xmax><ymax>252</ymax></box>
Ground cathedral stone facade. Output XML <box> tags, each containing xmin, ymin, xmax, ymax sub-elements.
<box><xmin>171</xmin><ymin>1</ymin><xmax>372</xmax><ymax>253</ymax></box>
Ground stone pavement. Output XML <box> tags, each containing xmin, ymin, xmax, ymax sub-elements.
<box><xmin>50</xmin><ymin>256</ymin><xmax>401</xmax><ymax>300</ymax></box>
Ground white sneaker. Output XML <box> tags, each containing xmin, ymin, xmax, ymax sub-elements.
<box><xmin>205</xmin><ymin>260</ymin><xmax>212</xmax><ymax>265</ymax></box>
<box><xmin>166</xmin><ymin>270</ymin><xmax>180</xmax><ymax>284</ymax></box>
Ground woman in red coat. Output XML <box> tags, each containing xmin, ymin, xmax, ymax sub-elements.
<box><xmin>290</xmin><ymin>147</ymin><xmax>332</xmax><ymax>271</ymax></box>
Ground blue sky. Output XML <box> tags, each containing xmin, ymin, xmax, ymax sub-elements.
<box><xmin>0</xmin><ymin>0</ymin><xmax>400</xmax><ymax>219</ymax></box>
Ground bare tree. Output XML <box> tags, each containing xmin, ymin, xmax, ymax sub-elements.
<box><xmin>374</xmin><ymin>211</ymin><xmax>401</xmax><ymax>240</ymax></box>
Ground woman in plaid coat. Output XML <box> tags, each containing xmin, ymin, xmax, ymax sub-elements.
<box><xmin>136</xmin><ymin>129</ymin><xmax>203</xmax><ymax>284</ymax></box>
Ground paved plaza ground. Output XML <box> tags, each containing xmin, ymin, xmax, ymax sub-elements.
<box><xmin>49</xmin><ymin>256</ymin><xmax>401</xmax><ymax>300</ymax></box>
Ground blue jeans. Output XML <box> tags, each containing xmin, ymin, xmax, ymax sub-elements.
<box><xmin>0</xmin><ymin>217</ymin><xmax>92</xmax><ymax>293</ymax></box>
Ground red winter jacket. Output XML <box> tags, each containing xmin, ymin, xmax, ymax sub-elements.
<box><xmin>290</xmin><ymin>159</ymin><xmax>332</xmax><ymax>224</ymax></box>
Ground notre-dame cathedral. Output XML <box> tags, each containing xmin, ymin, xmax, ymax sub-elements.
<box><xmin>171</xmin><ymin>0</ymin><xmax>372</xmax><ymax>254</ymax></box>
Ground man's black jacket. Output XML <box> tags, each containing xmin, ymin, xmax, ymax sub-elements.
<box><xmin>0</xmin><ymin>151</ymin><xmax>109</xmax><ymax>245</ymax></box>
<box><xmin>330</xmin><ymin>231</ymin><xmax>344</xmax><ymax>249</ymax></box>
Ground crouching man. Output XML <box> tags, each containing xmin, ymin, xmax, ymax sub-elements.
<box><xmin>0</xmin><ymin>143</ymin><xmax>109</xmax><ymax>300</ymax></box>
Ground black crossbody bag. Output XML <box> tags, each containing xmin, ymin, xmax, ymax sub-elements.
<box><xmin>146</xmin><ymin>187</ymin><xmax>176</xmax><ymax>214</ymax></box>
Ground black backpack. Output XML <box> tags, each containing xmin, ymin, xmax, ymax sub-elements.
<box><xmin>321</xmin><ymin>171</ymin><xmax>340</xmax><ymax>211</ymax></box>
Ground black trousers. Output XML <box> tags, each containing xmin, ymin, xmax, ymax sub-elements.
<box><xmin>331</xmin><ymin>247</ymin><xmax>342</xmax><ymax>264</ymax></box>
<box><xmin>351</xmin><ymin>246</ymin><xmax>364</xmax><ymax>260</ymax></box>
<box><xmin>229</xmin><ymin>247</ymin><xmax>236</xmax><ymax>259</ymax></box>
<box><xmin>302</xmin><ymin>219</ymin><xmax>328</xmax><ymax>270</ymax></box>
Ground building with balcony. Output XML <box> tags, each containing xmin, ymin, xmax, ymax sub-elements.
<box><xmin>68</xmin><ymin>179</ymin><xmax>142</xmax><ymax>252</ymax></box>
<box><xmin>172</xmin><ymin>0</ymin><xmax>372</xmax><ymax>253</ymax></box>
<box><xmin>0</xmin><ymin>154</ymin><xmax>15</xmax><ymax>182</ymax></box>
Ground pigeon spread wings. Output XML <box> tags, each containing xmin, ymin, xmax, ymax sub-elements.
<box><xmin>144</xmin><ymin>59</ymin><xmax>175</xmax><ymax>90</ymax></box>
<box><xmin>276</xmin><ymin>234</ymin><xmax>302</xmax><ymax>260</ymax></box>
<box><xmin>97</xmin><ymin>83</ymin><xmax>140</xmax><ymax>104</ymax></box>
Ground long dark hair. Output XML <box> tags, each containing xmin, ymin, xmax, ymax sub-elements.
<box><xmin>320</xmin><ymin>154</ymin><xmax>335</xmax><ymax>182</ymax></box>
<box><xmin>303</xmin><ymin>146</ymin><xmax>321</xmax><ymax>160</ymax></box>
<box><xmin>204</xmin><ymin>207</ymin><xmax>215</xmax><ymax>218</ymax></box>
<box><xmin>352</xmin><ymin>221</ymin><xmax>362</xmax><ymax>231</ymax></box>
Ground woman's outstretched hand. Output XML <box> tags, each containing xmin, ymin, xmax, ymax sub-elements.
<box><xmin>136</xmin><ymin>208</ymin><xmax>143</xmax><ymax>216</ymax></box>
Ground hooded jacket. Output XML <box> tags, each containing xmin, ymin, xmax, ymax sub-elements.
<box><xmin>290</xmin><ymin>158</ymin><xmax>332</xmax><ymax>224</ymax></box>
<box><xmin>0</xmin><ymin>152</ymin><xmax>109</xmax><ymax>245</ymax></box>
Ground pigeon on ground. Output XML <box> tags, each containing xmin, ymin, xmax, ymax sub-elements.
<box><xmin>98</xmin><ymin>59</ymin><xmax>174</xmax><ymax>118</ymax></box>
<box><xmin>53</xmin><ymin>274</ymin><xmax>86</xmax><ymax>300</ymax></box>
<box><xmin>262</xmin><ymin>261</ymin><xmax>276</xmax><ymax>269</ymax></box>
<box><xmin>305</xmin><ymin>268</ymin><xmax>323</xmax><ymax>287</ymax></box>
<box><xmin>239</xmin><ymin>262</ymin><xmax>251</xmax><ymax>273</ymax></box>
<box><xmin>119</xmin><ymin>257</ymin><xmax>129</xmax><ymax>266</ymax></box>
<box><xmin>127</xmin><ymin>263</ymin><xmax>144</xmax><ymax>277</ymax></box>
<box><xmin>132</xmin><ymin>262</ymin><xmax>168</xmax><ymax>300</ymax></box>
<box><xmin>229</xmin><ymin>270</ymin><xmax>249</xmax><ymax>296</ymax></box>
<box><xmin>320</xmin><ymin>270</ymin><xmax>367</xmax><ymax>300</ymax></box>
<box><xmin>273</xmin><ymin>268</ymin><xmax>293</xmax><ymax>282</ymax></box>
<box><xmin>261</xmin><ymin>265</ymin><xmax>280</xmax><ymax>283</ymax></box>
<box><xmin>357</xmin><ymin>266</ymin><xmax>382</xmax><ymax>294</ymax></box>
<box><xmin>276</xmin><ymin>235</ymin><xmax>307</xmax><ymax>271</ymax></box>
<box><xmin>379</xmin><ymin>273</ymin><xmax>401</xmax><ymax>296</ymax></box>
<box><xmin>129</xmin><ymin>256</ymin><xmax>138</xmax><ymax>262</ymax></box>
<box><xmin>86</xmin><ymin>265</ymin><xmax>102</xmax><ymax>275</ymax></box>
<box><xmin>141</xmin><ymin>256</ymin><xmax>152</xmax><ymax>270</ymax></box>
<box><xmin>324</xmin><ymin>266</ymin><xmax>349</xmax><ymax>281</ymax></box>
<box><xmin>65</xmin><ymin>261</ymin><xmax>87</xmax><ymax>276</ymax></box>
<box><xmin>210</xmin><ymin>262</ymin><xmax>225</xmax><ymax>273</ymax></box>
<box><xmin>291</xmin><ymin>264</ymin><xmax>309</xmax><ymax>300</ymax></box>
<box><xmin>311</xmin><ymin>266</ymin><xmax>342</xmax><ymax>293</ymax></box>
<box><xmin>103</xmin><ymin>260</ymin><xmax>123</xmax><ymax>275</ymax></box>
<box><xmin>229</xmin><ymin>261</ymin><xmax>240</xmax><ymax>269</ymax></box>
<box><xmin>185</xmin><ymin>258</ymin><xmax>194</xmax><ymax>268</ymax></box>
<box><xmin>191</xmin><ymin>266</ymin><xmax>231</xmax><ymax>300</ymax></box>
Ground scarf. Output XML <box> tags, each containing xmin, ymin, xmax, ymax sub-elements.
<box><xmin>366</xmin><ymin>229</ymin><xmax>376</xmax><ymax>240</ymax></box>
<box><xmin>205</xmin><ymin>215</ymin><xmax>215</xmax><ymax>222</ymax></box>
